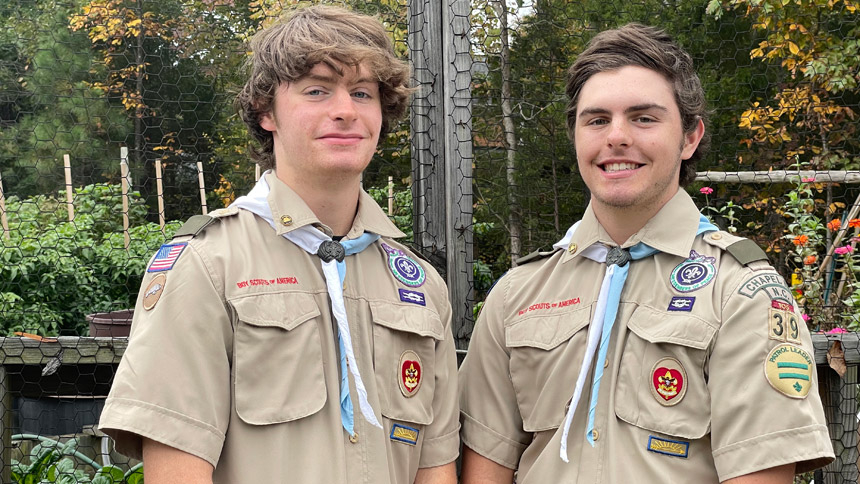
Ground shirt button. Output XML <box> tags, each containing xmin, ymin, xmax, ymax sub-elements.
<box><xmin>591</xmin><ymin>429</ymin><xmax>599</xmax><ymax>441</ymax></box>
<box><xmin>349</xmin><ymin>432</ymin><xmax>359</xmax><ymax>444</ymax></box>
<box><xmin>710</xmin><ymin>233</ymin><xmax>722</xmax><ymax>240</ymax></box>
<box><xmin>281</xmin><ymin>215</ymin><xmax>293</xmax><ymax>226</ymax></box>
<box><xmin>604</xmin><ymin>357</ymin><xmax>610</xmax><ymax>368</ymax></box>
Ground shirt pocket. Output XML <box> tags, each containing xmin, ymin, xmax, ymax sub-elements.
<box><xmin>505</xmin><ymin>305</ymin><xmax>591</xmax><ymax>432</ymax></box>
<box><xmin>232</xmin><ymin>292</ymin><xmax>327</xmax><ymax>425</ymax></box>
<box><xmin>615</xmin><ymin>304</ymin><xmax>715</xmax><ymax>439</ymax></box>
<box><xmin>371</xmin><ymin>301</ymin><xmax>443</xmax><ymax>426</ymax></box>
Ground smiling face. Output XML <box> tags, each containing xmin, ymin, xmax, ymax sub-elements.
<box><xmin>260</xmin><ymin>62</ymin><xmax>382</xmax><ymax>189</ymax></box>
<box><xmin>574</xmin><ymin>65</ymin><xmax>704</xmax><ymax>218</ymax></box>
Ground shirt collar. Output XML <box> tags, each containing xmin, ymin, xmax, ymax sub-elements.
<box><xmin>561</xmin><ymin>188</ymin><xmax>701</xmax><ymax>263</ymax></box>
<box><xmin>265</xmin><ymin>172</ymin><xmax>404</xmax><ymax>240</ymax></box>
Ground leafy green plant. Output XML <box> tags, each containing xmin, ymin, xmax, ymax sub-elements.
<box><xmin>11</xmin><ymin>437</ymin><xmax>140</xmax><ymax>484</ymax></box>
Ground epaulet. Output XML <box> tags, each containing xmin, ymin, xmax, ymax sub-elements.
<box><xmin>172</xmin><ymin>207</ymin><xmax>238</xmax><ymax>239</ymax></box>
<box><xmin>702</xmin><ymin>231</ymin><xmax>769</xmax><ymax>266</ymax></box>
<box><xmin>515</xmin><ymin>249</ymin><xmax>556</xmax><ymax>266</ymax></box>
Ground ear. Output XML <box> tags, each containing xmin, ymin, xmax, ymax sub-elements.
<box><xmin>259</xmin><ymin>111</ymin><xmax>276</xmax><ymax>132</ymax></box>
<box><xmin>681</xmin><ymin>118</ymin><xmax>705</xmax><ymax>160</ymax></box>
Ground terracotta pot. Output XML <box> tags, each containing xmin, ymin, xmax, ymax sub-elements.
<box><xmin>86</xmin><ymin>309</ymin><xmax>134</xmax><ymax>337</ymax></box>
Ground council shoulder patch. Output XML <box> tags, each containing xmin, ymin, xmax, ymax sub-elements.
<box><xmin>670</xmin><ymin>250</ymin><xmax>716</xmax><ymax>293</ymax></box>
<box><xmin>765</xmin><ymin>344</ymin><xmax>813</xmax><ymax>399</ymax></box>
<box><xmin>651</xmin><ymin>357</ymin><xmax>687</xmax><ymax>406</ymax></box>
<box><xmin>147</xmin><ymin>243</ymin><xmax>187</xmax><ymax>272</ymax></box>
<box><xmin>737</xmin><ymin>272</ymin><xmax>793</xmax><ymax>304</ymax></box>
<box><xmin>142</xmin><ymin>273</ymin><xmax>166</xmax><ymax>311</ymax></box>
<box><xmin>390</xmin><ymin>423</ymin><xmax>419</xmax><ymax>445</ymax></box>
<box><xmin>647</xmin><ymin>436</ymin><xmax>689</xmax><ymax>458</ymax></box>
<box><xmin>399</xmin><ymin>350</ymin><xmax>422</xmax><ymax>397</ymax></box>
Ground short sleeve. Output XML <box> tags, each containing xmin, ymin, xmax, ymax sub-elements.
<box><xmin>98</xmin><ymin>240</ymin><xmax>233</xmax><ymax>466</ymax></box>
<box><xmin>459</xmin><ymin>275</ymin><xmax>531</xmax><ymax>469</ymax></box>
<box><xmin>707</xmin><ymin>266</ymin><xmax>834</xmax><ymax>480</ymax></box>
<box><xmin>417</xmin><ymin>295</ymin><xmax>462</xmax><ymax>468</ymax></box>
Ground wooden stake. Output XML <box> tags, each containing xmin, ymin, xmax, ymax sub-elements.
<box><xmin>155</xmin><ymin>159</ymin><xmax>165</xmax><ymax>232</ymax></box>
<box><xmin>120</xmin><ymin>147</ymin><xmax>130</xmax><ymax>249</ymax></box>
<box><xmin>197</xmin><ymin>161</ymin><xmax>207</xmax><ymax>215</ymax></box>
<box><xmin>388</xmin><ymin>176</ymin><xmax>394</xmax><ymax>216</ymax></box>
<box><xmin>63</xmin><ymin>154</ymin><xmax>74</xmax><ymax>222</ymax></box>
<box><xmin>255</xmin><ymin>164</ymin><xmax>261</xmax><ymax>182</ymax></box>
<box><xmin>0</xmin><ymin>171</ymin><xmax>8</xmax><ymax>241</ymax></box>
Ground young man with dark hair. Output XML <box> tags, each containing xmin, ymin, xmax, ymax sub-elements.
<box><xmin>99</xmin><ymin>6</ymin><xmax>459</xmax><ymax>484</ymax></box>
<box><xmin>459</xmin><ymin>23</ymin><xmax>833</xmax><ymax>484</ymax></box>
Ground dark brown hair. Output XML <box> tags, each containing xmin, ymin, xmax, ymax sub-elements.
<box><xmin>566</xmin><ymin>23</ymin><xmax>709</xmax><ymax>186</ymax></box>
<box><xmin>236</xmin><ymin>5</ymin><xmax>412</xmax><ymax>171</ymax></box>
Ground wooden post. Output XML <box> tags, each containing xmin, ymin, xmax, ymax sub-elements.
<box><xmin>409</xmin><ymin>0</ymin><xmax>474</xmax><ymax>351</ymax></box>
<box><xmin>0</xmin><ymin>171</ymin><xmax>9</xmax><ymax>241</ymax></box>
<box><xmin>197</xmin><ymin>162</ymin><xmax>207</xmax><ymax>215</ymax></box>
<box><xmin>255</xmin><ymin>164</ymin><xmax>261</xmax><ymax>182</ymax></box>
<box><xmin>388</xmin><ymin>176</ymin><xmax>394</xmax><ymax>216</ymax></box>
<box><xmin>120</xmin><ymin>147</ymin><xmax>130</xmax><ymax>250</ymax></box>
<box><xmin>63</xmin><ymin>154</ymin><xmax>74</xmax><ymax>222</ymax></box>
<box><xmin>155</xmin><ymin>159</ymin><xmax>165</xmax><ymax>232</ymax></box>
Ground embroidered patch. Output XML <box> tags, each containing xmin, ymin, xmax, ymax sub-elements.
<box><xmin>647</xmin><ymin>436</ymin><xmax>689</xmax><ymax>458</ymax></box>
<box><xmin>382</xmin><ymin>243</ymin><xmax>426</xmax><ymax>287</ymax></box>
<box><xmin>765</xmin><ymin>344</ymin><xmax>812</xmax><ymax>399</ymax></box>
<box><xmin>737</xmin><ymin>272</ymin><xmax>793</xmax><ymax>304</ymax></box>
<box><xmin>670</xmin><ymin>250</ymin><xmax>716</xmax><ymax>293</ymax></box>
<box><xmin>768</xmin><ymin>307</ymin><xmax>802</xmax><ymax>344</ymax></box>
<box><xmin>399</xmin><ymin>350</ymin><xmax>422</xmax><ymax>397</ymax></box>
<box><xmin>668</xmin><ymin>296</ymin><xmax>695</xmax><ymax>312</ymax></box>
<box><xmin>398</xmin><ymin>289</ymin><xmax>426</xmax><ymax>306</ymax></box>
<box><xmin>650</xmin><ymin>357</ymin><xmax>687</xmax><ymax>406</ymax></box>
<box><xmin>390</xmin><ymin>423</ymin><xmax>419</xmax><ymax>445</ymax></box>
<box><xmin>516</xmin><ymin>298</ymin><xmax>581</xmax><ymax>316</ymax></box>
<box><xmin>147</xmin><ymin>243</ymin><xmax>187</xmax><ymax>272</ymax></box>
<box><xmin>142</xmin><ymin>273</ymin><xmax>166</xmax><ymax>311</ymax></box>
<box><xmin>236</xmin><ymin>277</ymin><xmax>298</xmax><ymax>289</ymax></box>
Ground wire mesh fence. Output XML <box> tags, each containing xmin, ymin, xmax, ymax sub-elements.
<box><xmin>0</xmin><ymin>0</ymin><xmax>858</xmax><ymax>481</ymax></box>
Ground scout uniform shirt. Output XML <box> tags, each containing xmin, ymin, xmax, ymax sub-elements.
<box><xmin>459</xmin><ymin>189</ymin><xmax>834</xmax><ymax>483</ymax></box>
<box><xmin>99</xmin><ymin>173</ymin><xmax>460</xmax><ymax>483</ymax></box>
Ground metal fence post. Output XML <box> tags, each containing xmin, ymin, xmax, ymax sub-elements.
<box><xmin>409</xmin><ymin>0</ymin><xmax>474</xmax><ymax>350</ymax></box>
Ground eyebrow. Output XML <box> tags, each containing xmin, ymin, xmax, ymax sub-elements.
<box><xmin>578</xmin><ymin>103</ymin><xmax>669</xmax><ymax>117</ymax></box>
<box><xmin>302</xmin><ymin>72</ymin><xmax>377</xmax><ymax>86</ymax></box>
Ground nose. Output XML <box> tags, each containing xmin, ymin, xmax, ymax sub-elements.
<box><xmin>329</xmin><ymin>88</ymin><xmax>357</xmax><ymax>122</ymax></box>
<box><xmin>606</xmin><ymin>119</ymin><xmax>631</xmax><ymax>147</ymax></box>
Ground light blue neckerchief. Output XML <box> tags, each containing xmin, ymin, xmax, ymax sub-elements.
<box><xmin>560</xmin><ymin>214</ymin><xmax>718</xmax><ymax>461</ymax></box>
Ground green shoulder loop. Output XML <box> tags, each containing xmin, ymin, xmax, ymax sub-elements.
<box><xmin>515</xmin><ymin>249</ymin><xmax>556</xmax><ymax>266</ymax></box>
<box><xmin>725</xmin><ymin>238</ymin><xmax>769</xmax><ymax>266</ymax></box>
<box><xmin>172</xmin><ymin>206</ymin><xmax>239</xmax><ymax>239</ymax></box>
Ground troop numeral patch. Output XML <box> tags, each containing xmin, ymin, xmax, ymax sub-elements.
<box><xmin>768</xmin><ymin>308</ymin><xmax>801</xmax><ymax>344</ymax></box>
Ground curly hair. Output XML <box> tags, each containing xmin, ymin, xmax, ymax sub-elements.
<box><xmin>236</xmin><ymin>5</ymin><xmax>413</xmax><ymax>171</ymax></box>
<box><xmin>565</xmin><ymin>23</ymin><xmax>709</xmax><ymax>187</ymax></box>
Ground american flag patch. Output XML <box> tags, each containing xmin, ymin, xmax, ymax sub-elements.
<box><xmin>147</xmin><ymin>243</ymin><xmax>187</xmax><ymax>272</ymax></box>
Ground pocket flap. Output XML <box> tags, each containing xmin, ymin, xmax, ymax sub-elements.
<box><xmin>370</xmin><ymin>301</ymin><xmax>444</xmax><ymax>340</ymax></box>
<box><xmin>231</xmin><ymin>292</ymin><xmax>321</xmax><ymax>331</ymax></box>
<box><xmin>627</xmin><ymin>305</ymin><xmax>715</xmax><ymax>350</ymax></box>
<box><xmin>506</xmin><ymin>305</ymin><xmax>591</xmax><ymax>350</ymax></box>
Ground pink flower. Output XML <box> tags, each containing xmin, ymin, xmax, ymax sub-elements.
<box><xmin>802</xmin><ymin>314</ymin><xmax>810</xmax><ymax>322</ymax></box>
<box><xmin>802</xmin><ymin>177</ymin><xmax>816</xmax><ymax>183</ymax></box>
<box><xmin>834</xmin><ymin>245</ymin><xmax>854</xmax><ymax>255</ymax></box>
<box><xmin>827</xmin><ymin>327</ymin><xmax>848</xmax><ymax>334</ymax></box>
<box><xmin>700</xmin><ymin>187</ymin><xmax>714</xmax><ymax>195</ymax></box>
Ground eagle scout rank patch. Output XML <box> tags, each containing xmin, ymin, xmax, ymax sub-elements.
<box><xmin>147</xmin><ymin>243</ymin><xmax>187</xmax><ymax>272</ymax></box>
<box><xmin>765</xmin><ymin>344</ymin><xmax>813</xmax><ymax>398</ymax></box>
<box><xmin>390</xmin><ymin>423</ymin><xmax>419</xmax><ymax>445</ymax></box>
<box><xmin>142</xmin><ymin>273</ymin><xmax>166</xmax><ymax>311</ymax></box>
<box><xmin>651</xmin><ymin>357</ymin><xmax>687</xmax><ymax>406</ymax></box>
<box><xmin>647</xmin><ymin>436</ymin><xmax>689</xmax><ymax>458</ymax></box>
<box><xmin>670</xmin><ymin>250</ymin><xmax>716</xmax><ymax>293</ymax></box>
<box><xmin>382</xmin><ymin>243</ymin><xmax>426</xmax><ymax>287</ymax></box>
<box><xmin>399</xmin><ymin>350</ymin><xmax>422</xmax><ymax>397</ymax></box>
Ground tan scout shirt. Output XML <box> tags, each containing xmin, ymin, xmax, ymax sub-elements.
<box><xmin>460</xmin><ymin>189</ymin><xmax>833</xmax><ymax>483</ymax></box>
<box><xmin>100</xmin><ymin>175</ymin><xmax>460</xmax><ymax>483</ymax></box>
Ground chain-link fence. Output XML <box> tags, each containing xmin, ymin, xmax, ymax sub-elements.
<box><xmin>1</xmin><ymin>0</ymin><xmax>859</xmax><ymax>481</ymax></box>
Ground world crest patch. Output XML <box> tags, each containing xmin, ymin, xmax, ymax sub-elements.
<box><xmin>382</xmin><ymin>243</ymin><xmax>426</xmax><ymax>288</ymax></box>
<box><xmin>670</xmin><ymin>250</ymin><xmax>716</xmax><ymax>293</ymax></box>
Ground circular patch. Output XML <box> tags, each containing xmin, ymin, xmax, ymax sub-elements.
<box><xmin>399</xmin><ymin>350</ymin><xmax>422</xmax><ymax>397</ymax></box>
<box><xmin>670</xmin><ymin>251</ymin><xmax>716</xmax><ymax>293</ymax></box>
<box><xmin>142</xmin><ymin>273</ymin><xmax>166</xmax><ymax>311</ymax></box>
<box><xmin>650</xmin><ymin>357</ymin><xmax>687</xmax><ymax>406</ymax></box>
<box><xmin>765</xmin><ymin>343</ymin><xmax>812</xmax><ymax>399</ymax></box>
<box><xmin>389</xmin><ymin>254</ymin><xmax>426</xmax><ymax>288</ymax></box>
